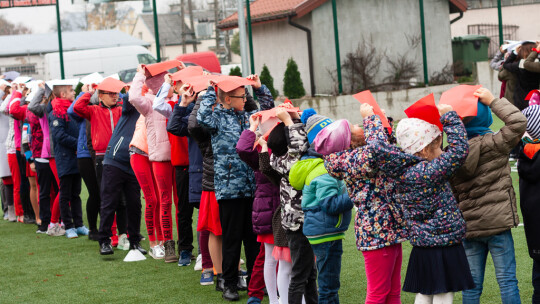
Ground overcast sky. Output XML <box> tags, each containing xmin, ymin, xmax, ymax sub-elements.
<box><xmin>0</xmin><ymin>0</ymin><xmax>207</xmax><ymax>34</ymax></box>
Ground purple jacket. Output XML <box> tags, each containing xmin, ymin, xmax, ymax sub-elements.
<box><xmin>237</xmin><ymin>130</ymin><xmax>280</xmax><ymax>235</ymax></box>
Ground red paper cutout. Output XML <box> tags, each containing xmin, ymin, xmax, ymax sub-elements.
<box><xmin>404</xmin><ymin>93</ymin><xmax>443</xmax><ymax>131</ymax></box>
<box><xmin>352</xmin><ymin>90</ymin><xmax>391</xmax><ymax>131</ymax></box>
<box><xmin>143</xmin><ymin>60</ymin><xmax>183</xmax><ymax>77</ymax></box>
<box><xmin>252</xmin><ymin>100</ymin><xmax>300</xmax><ymax>149</ymax></box>
<box><xmin>439</xmin><ymin>85</ymin><xmax>481</xmax><ymax>118</ymax></box>
<box><xmin>215</xmin><ymin>76</ymin><xmax>257</xmax><ymax>92</ymax></box>
<box><xmin>96</xmin><ymin>77</ymin><xmax>126</xmax><ymax>93</ymax></box>
<box><xmin>171</xmin><ymin>66</ymin><xmax>204</xmax><ymax>83</ymax></box>
<box><xmin>181</xmin><ymin>75</ymin><xmax>223</xmax><ymax>93</ymax></box>
<box><xmin>525</xmin><ymin>89</ymin><xmax>540</xmax><ymax>101</ymax></box>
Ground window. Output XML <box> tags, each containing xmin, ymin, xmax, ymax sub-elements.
<box><xmin>1</xmin><ymin>64</ymin><xmax>36</xmax><ymax>75</ymax></box>
<box><xmin>137</xmin><ymin>53</ymin><xmax>157</xmax><ymax>64</ymax></box>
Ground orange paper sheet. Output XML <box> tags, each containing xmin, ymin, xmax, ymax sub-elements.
<box><xmin>171</xmin><ymin>66</ymin><xmax>204</xmax><ymax>83</ymax></box>
<box><xmin>143</xmin><ymin>60</ymin><xmax>183</xmax><ymax>77</ymax></box>
<box><xmin>439</xmin><ymin>85</ymin><xmax>481</xmax><ymax>118</ymax></box>
<box><xmin>96</xmin><ymin>77</ymin><xmax>126</xmax><ymax>93</ymax></box>
<box><xmin>352</xmin><ymin>90</ymin><xmax>391</xmax><ymax>130</ymax></box>
<box><xmin>404</xmin><ymin>93</ymin><xmax>443</xmax><ymax>131</ymax></box>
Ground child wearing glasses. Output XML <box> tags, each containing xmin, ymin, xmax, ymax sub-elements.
<box><xmin>197</xmin><ymin>75</ymin><xmax>274</xmax><ymax>301</ymax></box>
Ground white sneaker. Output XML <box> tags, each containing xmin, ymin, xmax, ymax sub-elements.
<box><xmin>118</xmin><ymin>234</ymin><xmax>130</xmax><ymax>251</ymax></box>
<box><xmin>149</xmin><ymin>245</ymin><xmax>165</xmax><ymax>259</ymax></box>
<box><xmin>194</xmin><ymin>254</ymin><xmax>202</xmax><ymax>271</ymax></box>
<box><xmin>46</xmin><ymin>223</ymin><xmax>65</xmax><ymax>237</ymax></box>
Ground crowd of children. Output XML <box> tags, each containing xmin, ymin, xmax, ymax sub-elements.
<box><xmin>1</xmin><ymin>40</ymin><xmax>540</xmax><ymax>304</ymax></box>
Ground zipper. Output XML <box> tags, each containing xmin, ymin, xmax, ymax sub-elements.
<box><xmin>508</xmin><ymin>190</ymin><xmax>518</xmax><ymax>226</ymax></box>
<box><xmin>227</xmin><ymin>162</ymin><xmax>232</xmax><ymax>187</ymax></box>
<box><xmin>108</xmin><ymin>108</ymin><xmax>114</xmax><ymax>132</ymax></box>
<box><xmin>113</xmin><ymin>136</ymin><xmax>124</xmax><ymax>159</ymax></box>
<box><xmin>335</xmin><ymin>213</ymin><xmax>342</xmax><ymax>228</ymax></box>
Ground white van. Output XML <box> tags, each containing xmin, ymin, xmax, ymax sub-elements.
<box><xmin>44</xmin><ymin>45</ymin><xmax>157</xmax><ymax>79</ymax></box>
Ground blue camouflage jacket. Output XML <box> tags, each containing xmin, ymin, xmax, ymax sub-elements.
<box><xmin>197</xmin><ymin>85</ymin><xmax>274</xmax><ymax>200</ymax></box>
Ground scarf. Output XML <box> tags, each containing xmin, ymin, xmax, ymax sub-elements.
<box><xmin>464</xmin><ymin>102</ymin><xmax>493</xmax><ymax>140</ymax></box>
<box><xmin>51</xmin><ymin>98</ymin><xmax>72</xmax><ymax>121</ymax></box>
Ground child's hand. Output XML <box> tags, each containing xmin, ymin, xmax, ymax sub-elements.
<box><xmin>38</xmin><ymin>81</ymin><xmax>45</xmax><ymax>90</ymax></box>
<box><xmin>360</xmin><ymin>103</ymin><xmax>375</xmax><ymax>118</ymax></box>
<box><xmin>179</xmin><ymin>85</ymin><xmax>195</xmax><ymax>107</ymax></box>
<box><xmin>276</xmin><ymin>108</ymin><xmax>293</xmax><ymax>126</ymax></box>
<box><xmin>437</xmin><ymin>104</ymin><xmax>453</xmax><ymax>116</ymax></box>
<box><xmin>164</xmin><ymin>73</ymin><xmax>173</xmax><ymax>85</ymax></box>
<box><xmin>259</xmin><ymin>137</ymin><xmax>268</xmax><ymax>153</ymax></box>
<box><xmin>178</xmin><ymin>61</ymin><xmax>186</xmax><ymax>70</ymax></box>
<box><xmin>249</xmin><ymin>114</ymin><xmax>260</xmax><ymax>132</ymax></box>
<box><xmin>137</xmin><ymin>64</ymin><xmax>145</xmax><ymax>74</ymax></box>
<box><xmin>247</xmin><ymin>74</ymin><xmax>261</xmax><ymax>89</ymax></box>
<box><xmin>290</xmin><ymin>111</ymin><xmax>300</xmax><ymax>120</ymax></box>
<box><xmin>474</xmin><ymin>87</ymin><xmax>495</xmax><ymax>106</ymax></box>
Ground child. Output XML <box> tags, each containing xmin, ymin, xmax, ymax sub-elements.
<box><xmin>322</xmin><ymin>106</ymin><xmax>407</xmax><ymax>304</ymax></box>
<box><xmin>289</xmin><ymin>114</ymin><xmax>354</xmax><ymax>304</ymax></box>
<box><xmin>266</xmin><ymin>109</ymin><xmax>315</xmax><ymax>304</ymax></box>
<box><xmin>49</xmin><ymin>84</ymin><xmax>87</xmax><ymax>239</ymax></box>
<box><xmin>383</xmin><ymin>104</ymin><xmax>474</xmax><ymax>303</ymax></box>
<box><xmin>518</xmin><ymin>103</ymin><xmax>540</xmax><ymax>302</ymax></box>
<box><xmin>196</xmin><ymin>75</ymin><xmax>272</xmax><ymax>301</ymax></box>
<box><xmin>450</xmin><ymin>88</ymin><xmax>524</xmax><ymax>303</ymax></box>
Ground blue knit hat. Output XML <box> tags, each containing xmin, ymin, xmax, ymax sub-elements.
<box><xmin>464</xmin><ymin>102</ymin><xmax>493</xmax><ymax>139</ymax></box>
<box><xmin>301</xmin><ymin>108</ymin><xmax>333</xmax><ymax>144</ymax></box>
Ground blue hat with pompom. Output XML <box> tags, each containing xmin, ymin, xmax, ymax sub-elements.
<box><xmin>301</xmin><ymin>108</ymin><xmax>333</xmax><ymax>144</ymax></box>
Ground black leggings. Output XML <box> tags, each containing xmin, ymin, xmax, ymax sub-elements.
<box><xmin>78</xmin><ymin>157</ymin><xmax>101</xmax><ymax>231</ymax></box>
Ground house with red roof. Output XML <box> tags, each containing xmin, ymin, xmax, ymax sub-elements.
<box><xmin>218</xmin><ymin>0</ymin><xmax>467</xmax><ymax>96</ymax></box>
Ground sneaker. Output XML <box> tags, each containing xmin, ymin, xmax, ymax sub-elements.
<box><xmin>149</xmin><ymin>245</ymin><xmax>165</xmax><ymax>260</ymax></box>
<box><xmin>194</xmin><ymin>254</ymin><xmax>203</xmax><ymax>271</ymax></box>
<box><xmin>7</xmin><ymin>206</ymin><xmax>15</xmax><ymax>222</ymax></box>
<box><xmin>3</xmin><ymin>213</ymin><xmax>7</xmax><ymax>220</ymax></box>
<box><xmin>65</xmin><ymin>228</ymin><xmax>78</xmax><ymax>239</ymax></box>
<box><xmin>36</xmin><ymin>227</ymin><xmax>47</xmax><ymax>234</ymax></box>
<box><xmin>200</xmin><ymin>270</ymin><xmax>214</xmax><ymax>286</ymax></box>
<box><xmin>237</xmin><ymin>271</ymin><xmax>247</xmax><ymax>291</ymax></box>
<box><xmin>100</xmin><ymin>243</ymin><xmax>114</xmax><ymax>255</ymax></box>
<box><xmin>178</xmin><ymin>250</ymin><xmax>192</xmax><ymax>266</ymax></box>
<box><xmin>222</xmin><ymin>286</ymin><xmax>239</xmax><ymax>301</ymax></box>
<box><xmin>216</xmin><ymin>273</ymin><xmax>225</xmax><ymax>292</ymax></box>
<box><xmin>129</xmin><ymin>242</ymin><xmax>147</xmax><ymax>255</ymax></box>
<box><xmin>163</xmin><ymin>240</ymin><xmax>177</xmax><ymax>263</ymax></box>
<box><xmin>47</xmin><ymin>223</ymin><xmax>65</xmax><ymax>237</ymax></box>
<box><xmin>76</xmin><ymin>226</ymin><xmax>90</xmax><ymax>236</ymax></box>
<box><xmin>247</xmin><ymin>297</ymin><xmax>262</xmax><ymax>304</ymax></box>
<box><xmin>117</xmin><ymin>234</ymin><xmax>130</xmax><ymax>251</ymax></box>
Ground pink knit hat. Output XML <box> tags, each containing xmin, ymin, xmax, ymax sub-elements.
<box><xmin>313</xmin><ymin>119</ymin><xmax>352</xmax><ymax>155</ymax></box>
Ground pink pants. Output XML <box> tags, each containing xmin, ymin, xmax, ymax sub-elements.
<box><xmin>362</xmin><ymin>243</ymin><xmax>403</xmax><ymax>304</ymax></box>
<box><xmin>48</xmin><ymin>159</ymin><xmax>61</xmax><ymax>224</ymax></box>
<box><xmin>131</xmin><ymin>154</ymin><xmax>163</xmax><ymax>242</ymax></box>
<box><xmin>151</xmin><ymin>161</ymin><xmax>177</xmax><ymax>241</ymax></box>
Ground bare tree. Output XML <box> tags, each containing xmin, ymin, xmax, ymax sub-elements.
<box><xmin>86</xmin><ymin>3</ymin><xmax>132</xmax><ymax>30</ymax></box>
<box><xmin>0</xmin><ymin>15</ymin><xmax>32</xmax><ymax>35</ymax></box>
<box><xmin>341</xmin><ymin>37</ymin><xmax>385</xmax><ymax>93</ymax></box>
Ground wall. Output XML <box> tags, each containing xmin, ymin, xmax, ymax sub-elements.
<box><xmin>288</xmin><ymin>60</ymin><xmax>503</xmax><ymax>123</ymax></box>
<box><xmin>450</xmin><ymin>3</ymin><xmax>540</xmax><ymax>41</ymax></box>
<box><xmin>250</xmin><ymin>14</ymin><xmax>312</xmax><ymax>96</ymax></box>
<box><xmin>311</xmin><ymin>0</ymin><xmax>454</xmax><ymax>95</ymax></box>
<box><xmin>0</xmin><ymin>55</ymin><xmax>45</xmax><ymax>80</ymax></box>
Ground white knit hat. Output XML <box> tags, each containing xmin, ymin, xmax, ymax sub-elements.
<box><xmin>396</xmin><ymin>118</ymin><xmax>442</xmax><ymax>154</ymax></box>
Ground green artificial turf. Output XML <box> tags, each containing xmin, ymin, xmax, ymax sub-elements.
<box><xmin>0</xmin><ymin>114</ymin><xmax>534</xmax><ymax>303</ymax></box>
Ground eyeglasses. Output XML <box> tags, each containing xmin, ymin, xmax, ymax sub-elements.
<box><xmin>102</xmin><ymin>92</ymin><xmax>119</xmax><ymax>96</ymax></box>
<box><xmin>229</xmin><ymin>95</ymin><xmax>246</xmax><ymax>100</ymax></box>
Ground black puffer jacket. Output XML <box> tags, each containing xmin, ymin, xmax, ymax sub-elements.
<box><xmin>188</xmin><ymin>97</ymin><xmax>214</xmax><ymax>192</ymax></box>
<box><xmin>518</xmin><ymin>145</ymin><xmax>540</xmax><ymax>262</ymax></box>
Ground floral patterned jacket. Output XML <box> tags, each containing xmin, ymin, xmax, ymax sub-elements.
<box><xmin>324</xmin><ymin>115</ymin><xmax>408</xmax><ymax>251</ymax></box>
<box><xmin>374</xmin><ymin>111</ymin><xmax>469</xmax><ymax>247</ymax></box>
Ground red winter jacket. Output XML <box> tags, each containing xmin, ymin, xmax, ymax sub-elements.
<box><xmin>166</xmin><ymin>100</ymin><xmax>189</xmax><ymax>167</ymax></box>
<box><xmin>9</xmin><ymin>91</ymin><xmax>26</xmax><ymax>150</ymax></box>
<box><xmin>73</xmin><ymin>92</ymin><xmax>122</xmax><ymax>155</ymax></box>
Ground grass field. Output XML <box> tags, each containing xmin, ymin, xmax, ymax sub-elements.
<box><xmin>0</xmin><ymin>114</ymin><xmax>534</xmax><ymax>303</ymax></box>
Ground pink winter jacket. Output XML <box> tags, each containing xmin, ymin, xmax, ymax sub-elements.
<box><xmin>129</xmin><ymin>115</ymin><xmax>149</xmax><ymax>155</ymax></box>
<box><xmin>128</xmin><ymin>72</ymin><xmax>171</xmax><ymax>162</ymax></box>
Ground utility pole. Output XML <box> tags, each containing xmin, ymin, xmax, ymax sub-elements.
<box><xmin>188</xmin><ymin>0</ymin><xmax>197</xmax><ymax>52</ymax></box>
<box><xmin>214</xmin><ymin>0</ymin><xmax>220</xmax><ymax>59</ymax></box>
<box><xmin>181</xmin><ymin>0</ymin><xmax>187</xmax><ymax>53</ymax></box>
<box><xmin>237</xmin><ymin>0</ymin><xmax>249</xmax><ymax>76</ymax></box>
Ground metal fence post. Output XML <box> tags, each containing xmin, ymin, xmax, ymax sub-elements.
<box><xmin>419</xmin><ymin>0</ymin><xmax>429</xmax><ymax>85</ymax></box>
<box><xmin>55</xmin><ymin>0</ymin><xmax>65</xmax><ymax>79</ymax></box>
<box><xmin>497</xmin><ymin>0</ymin><xmax>503</xmax><ymax>46</ymax></box>
<box><xmin>152</xmin><ymin>0</ymin><xmax>161</xmax><ymax>61</ymax></box>
<box><xmin>331</xmin><ymin>0</ymin><xmax>342</xmax><ymax>94</ymax></box>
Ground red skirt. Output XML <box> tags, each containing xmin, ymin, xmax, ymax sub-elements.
<box><xmin>26</xmin><ymin>162</ymin><xmax>36</xmax><ymax>177</ymax></box>
<box><xmin>197</xmin><ymin>191</ymin><xmax>222</xmax><ymax>236</ymax></box>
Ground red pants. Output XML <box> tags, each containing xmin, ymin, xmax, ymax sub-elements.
<box><xmin>151</xmin><ymin>161</ymin><xmax>177</xmax><ymax>241</ymax></box>
<box><xmin>362</xmin><ymin>243</ymin><xmax>403</xmax><ymax>304</ymax></box>
<box><xmin>49</xmin><ymin>159</ymin><xmax>61</xmax><ymax>224</ymax></box>
<box><xmin>7</xmin><ymin>153</ymin><xmax>23</xmax><ymax>216</ymax></box>
<box><xmin>248</xmin><ymin>241</ymin><xmax>266</xmax><ymax>300</ymax></box>
<box><xmin>131</xmin><ymin>154</ymin><xmax>163</xmax><ymax>242</ymax></box>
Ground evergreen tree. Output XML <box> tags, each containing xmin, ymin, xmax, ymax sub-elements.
<box><xmin>229</xmin><ymin>66</ymin><xmax>242</xmax><ymax>76</ymax></box>
<box><xmin>75</xmin><ymin>82</ymin><xmax>84</xmax><ymax>97</ymax></box>
<box><xmin>283</xmin><ymin>58</ymin><xmax>305</xmax><ymax>99</ymax></box>
<box><xmin>259</xmin><ymin>64</ymin><xmax>278</xmax><ymax>98</ymax></box>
